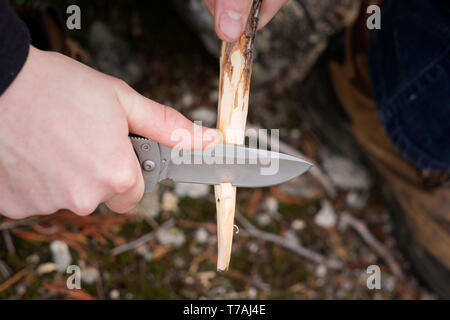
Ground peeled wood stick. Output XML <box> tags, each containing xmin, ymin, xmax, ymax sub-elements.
<box><xmin>215</xmin><ymin>0</ymin><xmax>262</xmax><ymax>271</ymax></box>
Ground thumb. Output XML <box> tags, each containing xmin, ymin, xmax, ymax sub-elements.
<box><xmin>214</xmin><ymin>0</ymin><xmax>252</xmax><ymax>42</ymax></box>
<box><xmin>115</xmin><ymin>82</ymin><xmax>220</xmax><ymax>150</ymax></box>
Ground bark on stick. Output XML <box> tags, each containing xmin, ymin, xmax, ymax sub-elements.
<box><xmin>215</xmin><ymin>0</ymin><xmax>262</xmax><ymax>271</ymax></box>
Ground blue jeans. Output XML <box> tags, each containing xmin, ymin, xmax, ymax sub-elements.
<box><xmin>368</xmin><ymin>0</ymin><xmax>450</xmax><ymax>171</ymax></box>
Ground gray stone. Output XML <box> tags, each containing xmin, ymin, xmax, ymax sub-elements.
<box><xmin>156</xmin><ymin>226</ymin><xmax>186</xmax><ymax>247</ymax></box>
<box><xmin>315</xmin><ymin>264</ymin><xmax>328</xmax><ymax>278</ymax></box>
<box><xmin>256</xmin><ymin>213</ymin><xmax>272</xmax><ymax>227</ymax></box>
<box><xmin>109</xmin><ymin>289</ymin><xmax>120</xmax><ymax>300</ymax></box>
<box><xmin>81</xmin><ymin>267</ymin><xmax>100</xmax><ymax>285</ymax></box>
<box><xmin>135</xmin><ymin>244</ymin><xmax>153</xmax><ymax>262</ymax></box>
<box><xmin>346</xmin><ymin>191</ymin><xmax>368</xmax><ymax>210</ymax></box>
<box><xmin>131</xmin><ymin>186</ymin><xmax>160</xmax><ymax>220</ymax></box>
<box><xmin>195</xmin><ymin>228</ymin><xmax>210</xmax><ymax>244</ymax></box>
<box><xmin>314</xmin><ymin>200</ymin><xmax>337</xmax><ymax>228</ymax></box>
<box><xmin>279</xmin><ymin>174</ymin><xmax>320</xmax><ymax>198</ymax></box>
<box><xmin>260</xmin><ymin>196</ymin><xmax>279</xmax><ymax>214</ymax></box>
<box><xmin>321</xmin><ymin>151</ymin><xmax>371</xmax><ymax>191</ymax></box>
<box><xmin>50</xmin><ymin>240</ymin><xmax>72</xmax><ymax>273</ymax></box>
<box><xmin>291</xmin><ymin>219</ymin><xmax>306</xmax><ymax>231</ymax></box>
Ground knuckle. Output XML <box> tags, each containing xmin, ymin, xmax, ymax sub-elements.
<box><xmin>34</xmin><ymin>202</ymin><xmax>56</xmax><ymax>216</ymax></box>
<box><xmin>114</xmin><ymin>78</ymin><xmax>130</xmax><ymax>91</ymax></box>
<box><xmin>108</xmin><ymin>164</ymin><xmax>137</xmax><ymax>194</ymax></box>
<box><xmin>71</xmin><ymin>196</ymin><xmax>98</xmax><ymax>216</ymax></box>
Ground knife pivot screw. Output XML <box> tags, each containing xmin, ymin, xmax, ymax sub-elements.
<box><xmin>141</xmin><ymin>143</ymin><xmax>151</xmax><ymax>152</ymax></box>
<box><xmin>142</xmin><ymin>160</ymin><xmax>156</xmax><ymax>172</ymax></box>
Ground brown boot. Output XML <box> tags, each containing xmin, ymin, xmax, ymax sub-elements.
<box><xmin>300</xmin><ymin>2</ymin><xmax>450</xmax><ymax>298</ymax></box>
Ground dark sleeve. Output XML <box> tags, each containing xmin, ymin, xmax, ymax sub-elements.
<box><xmin>0</xmin><ymin>0</ymin><xmax>30</xmax><ymax>95</ymax></box>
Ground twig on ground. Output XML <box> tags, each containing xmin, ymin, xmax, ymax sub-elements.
<box><xmin>0</xmin><ymin>218</ymin><xmax>37</xmax><ymax>231</ymax></box>
<box><xmin>110</xmin><ymin>219</ymin><xmax>175</xmax><ymax>256</ymax></box>
<box><xmin>0</xmin><ymin>268</ymin><xmax>27</xmax><ymax>293</ymax></box>
<box><xmin>2</xmin><ymin>230</ymin><xmax>15</xmax><ymax>255</ymax></box>
<box><xmin>235</xmin><ymin>212</ymin><xmax>343</xmax><ymax>270</ymax></box>
<box><xmin>247</xmin><ymin>124</ymin><xmax>337</xmax><ymax>197</ymax></box>
<box><xmin>340</xmin><ymin>212</ymin><xmax>403</xmax><ymax>279</ymax></box>
<box><xmin>0</xmin><ymin>259</ymin><xmax>11</xmax><ymax>280</ymax></box>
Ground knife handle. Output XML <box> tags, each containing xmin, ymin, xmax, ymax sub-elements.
<box><xmin>129</xmin><ymin>135</ymin><xmax>161</xmax><ymax>193</ymax></box>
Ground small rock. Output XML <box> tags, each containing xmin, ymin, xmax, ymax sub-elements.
<box><xmin>37</xmin><ymin>262</ymin><xmax>57</xmax><ymax>275</ymax></box>
<box><xmin>190</xmin><ymin>107</ymin><xmax>217</xmax><ymax>127</ymax></box>
<box><xmin>261</xmin><ymin>196</ymin><xmax>278</xmax><ymax>213</ymax></box>
<box><xmin>346</xmin><ymin>192</ymin><xmax>368</xmax><ymax>210</ymax></box>
<box><xmin>247</xmin><ymin>287</ymin><xmax>258</xmax><ymax>299</ymax></box>
<box><xmin>383</xmin><ymin>275</ymin><xmax>397</xmax><ymax>293</ymax></box>
<box><xmin>156</xmin><ymin>226</ymin><xmax>186</xmax><ymax>247</ymax></box>
<box><xmin>50</xmin><ymin>240</ymin><xmax>72</xmax><ymax>273</ymax></box>
<box><xmin>26</xmin><ymin>254</ymin><xmax>40</xmax><ymax>264</ymax></box>
<box><xmin>249</xmin><ymin>242</ymin><xmax>259</xmax><ymax>253</ymax></box>
<box><xmin>15</xmin><ymin>283</ymin><xmax>27</xmax><ymax>296</ymax></box>
<box><xmin>81</xmin><ymin>267</ymin><xmax>100</xmax><ymax>285</ymax></box>
<box><xmin>125</xmin><ymin>292</ymin><xmax>134</xmax><ymax>300</ymax></box>
<box><xmin>195</xmin><ymin>228</ymin><xmax>209</xmax><ymax>244</ymax></box>
<box><xmin>291</xmin><ymin>219</ymin><xmax>306</xmax><ymax>231</ymax></box>
<box><xmin>279</xmin><ymin>174</ymin><xmax>320</xmax><ymax>198</ymax></box>
<box><xmin>135</xmin><ymin>244</ymin><xmax>153</xmax><ymax>262</ymax></box>
<box><xmin>131</xmin><ymin>187</ymin><xmax>160</xmax><ymax>219</ymax></box>
<box><xmin>175</xmin><ymin>183</ymin><xmax>210</xmax><ymax>198</ymax></box>
<box><xmin>256</xmin><ymin>213</ymin><xmax>272</xmax><ymax>227</ymax></box>
<box><xmin>315</xmin><ymin>264</ymin><xmax>328</xmax><ymax>278</ymax></box>
<box><xmin>161</xmin><ymin>192</ymin><xmax>179</xmax><ymax>212</ymax></box>
<box><xmin>321</xmin><ymin>151</ymin><xmax>371</xmax><ymax>190</ymax></box>
<box><xmin>314</xmin><ymin>200</ymin><xmax>337</xmax><ymax>228</ymax></box>
<box><xmin>109</xmin><ymin>289</ymin><xmax>120</xmax><ymax>300</ymax></box>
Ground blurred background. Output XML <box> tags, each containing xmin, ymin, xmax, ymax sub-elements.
<box><xmin>0</xmin><ymin>0</ymin><xmax>438</xmax><ymax>299</ymax></box>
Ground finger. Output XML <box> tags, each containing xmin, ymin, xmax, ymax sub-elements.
<box><xmin>258</xmin><ymin>0</ymin><xmax>288</xmax><ymax>30</ymax></box>
<box><xmin>214</xmin><ymin>0</ymin><xmax>252</xmax><ymax>42</ymax></box>
<box><xmin>104</xmin><ymin>155</ymin><xmax>144</xmax><ymax>213</ymax></box>
<box><xmin>115</xmin><ymin>82</ymin><xmax>220</xmax><ymax>150</ymax></box>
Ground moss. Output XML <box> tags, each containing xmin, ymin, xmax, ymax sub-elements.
<box><xmin>178</xmin><ymin>198</ymin><xmax>216</xmax><ymax>222</ymax></box>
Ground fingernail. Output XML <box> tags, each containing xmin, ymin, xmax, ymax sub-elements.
<box><xmin>219</xmin><ymin>10</ymin><xmax>244</xmax><ymax>40</ymax></box>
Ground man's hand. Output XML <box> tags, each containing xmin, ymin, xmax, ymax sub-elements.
<box><xmin>204</xmin><ymin>0</ymin><xmax>288</xmax><ymax>42</ymax></box>
<box><xmin>0</xmin><ymin>46</ymin><xmax>218</xmax><ymax>219</ymax></box>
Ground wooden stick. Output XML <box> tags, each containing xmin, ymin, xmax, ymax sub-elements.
<box><xmin>215</xmin><ymin>0</ymin><xmax>262</xmax><ymax>271</ymax></box>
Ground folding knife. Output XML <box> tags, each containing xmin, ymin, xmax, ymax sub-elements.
<box><xmin>130</xmin><ymin>135</ymin><xmax>312</xmax><ymax>193</ymax></box>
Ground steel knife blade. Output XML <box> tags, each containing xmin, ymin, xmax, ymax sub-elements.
<box><xmin>130</xmin><ymin>135</ymin><xmax>312</xmax><ymax>193</ymax></box>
